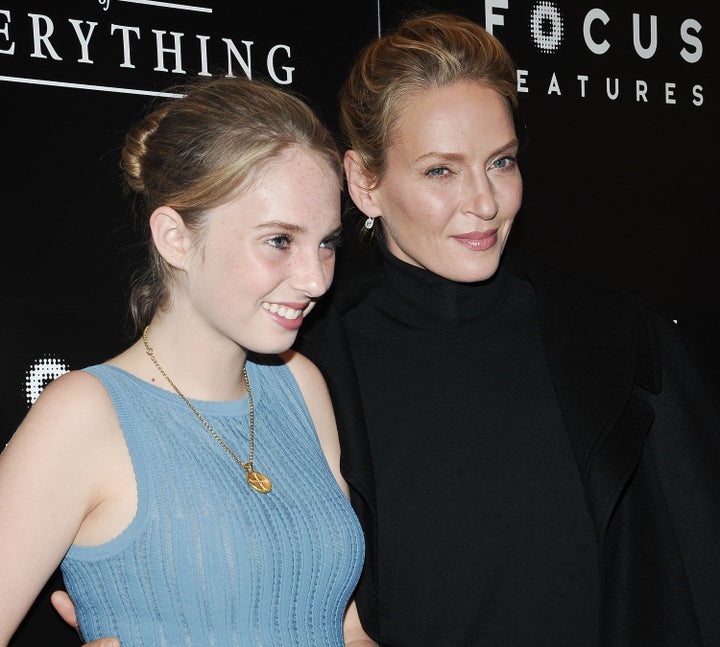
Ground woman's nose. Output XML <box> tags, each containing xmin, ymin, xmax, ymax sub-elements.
<box><xmin>464</xmin><ymin>174</ymin><xmax>498</xmax><ymax>220</ymax></box>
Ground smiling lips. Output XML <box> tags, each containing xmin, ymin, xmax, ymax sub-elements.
<box><xmin>262</xmin><ymin>301</ymin><xmax>308</xmax><ymax>331</ymax></box>
<box><xmin>262</xmin><ymin>302</ymin><xmax>304</xmax><ymax>320</ymax></box>
<box><xmin>452</xmin><ymin>229</ymin><xmax>498</xmax><ymax>251</ymax></box>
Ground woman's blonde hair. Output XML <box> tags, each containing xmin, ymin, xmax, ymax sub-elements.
<box><xmin>339</xmin><ymin>12</ymin><xmax>518</xmax><ymax>186</ymax></box>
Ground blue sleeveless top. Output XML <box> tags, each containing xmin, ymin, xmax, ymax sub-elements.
<box><xmin>61</xmin><ymin>359</ymin><xmax>364</xmax><ymax>646</ymax></box>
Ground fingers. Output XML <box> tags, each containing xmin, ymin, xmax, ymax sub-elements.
<box><xmin>50</xmin><ymin>590</ymin><xmax>78</xmax><ymax>629</ymax></box>
<box><xmin>50</xmin><ymin>590</ymin><xmax>121</xmax><ymax>646</ymax></box>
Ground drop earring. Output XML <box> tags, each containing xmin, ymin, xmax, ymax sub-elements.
<box><xmin>364</xmin><ymin>217</ymin><xmax>375</xmax><ymax>230</ymax></box>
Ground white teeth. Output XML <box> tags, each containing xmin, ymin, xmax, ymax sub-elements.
<box><xmin>262</xmin><ymin>302</ymin><xmax>303</xmax><ymax>320</ymax></box>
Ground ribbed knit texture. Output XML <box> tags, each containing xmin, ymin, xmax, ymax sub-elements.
<box><xmin>61</xmin><ymin>360</ymin><xmax>364</xmax><ymax>647</ymax></box>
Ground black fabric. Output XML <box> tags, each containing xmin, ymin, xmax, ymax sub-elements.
<box><xmin>342</xmin><ymin>252</ymin><xmax>598</xmax><ymax>645</ymax></box>
<box><xmin>295</xmin><ymin>247</ymin><xmax>720</xmax><ymax>647</ymax></box>
<box><xmin>361</xmin><ymin>242</ymin><xmax>510</xmax><ymax>328</ymax></box>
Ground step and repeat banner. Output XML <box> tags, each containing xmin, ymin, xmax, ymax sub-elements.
<box><xmin>1</xmin><ymin>0</ymin><xmax>716</xmax><ymax>643</ymax></box>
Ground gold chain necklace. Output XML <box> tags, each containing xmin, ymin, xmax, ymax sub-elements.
<box><xmin>142</xmin><ymin>326</ymin><xmax>272</xmax><ymax>494</ymax></box>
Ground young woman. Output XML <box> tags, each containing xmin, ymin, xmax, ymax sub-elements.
<box><xmin>0</xmin><ymin>76</ymin><xmax>373</xmax><ymax>646</ymax></box>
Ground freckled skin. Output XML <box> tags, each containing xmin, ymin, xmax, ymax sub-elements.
<box><xmin>184</xmin><ymin>146</ymin><xmax>342</xmax><ymax>355</ymax></box>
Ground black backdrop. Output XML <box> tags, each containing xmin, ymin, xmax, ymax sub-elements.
<box><xmin>2</xmin><ymin>1</ymin><xmax>717</xmax><ymax>644</ymax></box>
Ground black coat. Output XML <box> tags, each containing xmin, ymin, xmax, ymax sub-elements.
<box><xmin>295</xmin><ymin>250</ymin><xmax>720</xmax><ymax>646</ymax></box>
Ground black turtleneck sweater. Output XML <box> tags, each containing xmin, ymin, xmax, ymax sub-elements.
<box><xmin>343</xmin><ymin>249</ymin><xmax>599</xmax><ymax>647</ymax></box>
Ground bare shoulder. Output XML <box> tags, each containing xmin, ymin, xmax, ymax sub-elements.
<box><xmin>1</xmin><ymin>367</ymin><xmax>134</xmax><ymax>569</ymax></box>
<box><xmin>14</xmin><ymin>368</ymin><xmax>118</xmax><ymax>450</ymax></box>
<box><xmin>278</xmin><ymin>350</ymin><xmax>335</xmax><ymax>426</ymax></box>
<box><xmin>278</xmin><ymin>351</ymin><xmax>344</xmax><ymax>490</ymax></box>
<box><xmin>35</xmin><ymin>367</ymin><xmax>107</xmax><ymax>399</ymax></box>
<box><xmin>29</xmin><ymin>368</ymin><xmax>111</xmax><ymax>415</ymax></box>
<box><xmin>279</xmin><ymin>349</ymin><xmax>328</xmax><ymax>391</ymax></box>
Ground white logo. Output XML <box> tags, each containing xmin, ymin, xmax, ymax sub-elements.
<box><xmin>530</xmin><ymin>1</ymin><xmax>564</xmax><ymax>53</ymax></box>
<box><xmin>24</xmin><ymin>356</ymin><xmax>70</xmax><ymax>406</ymax></box>
<box><xmin>0</xmin><ymin>0</ymin><xmax>295</xmax><ymax>97</ymax></box>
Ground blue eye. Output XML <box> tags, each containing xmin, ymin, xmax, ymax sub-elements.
<box><xmin>493</xmin><ymin>155</ymin><xmax>517</xmax><ymax>170</ymax></box>
<box><xmin>320</xmin><ymin>234</ymin><xmax>342</xmax><ymax>251</ymax></box>
<box><xmin>267</xmin><ymin>234</ymin><xmax>292</xmax><ymax>249</ymax></box>
<box><xmin>426</xmin><ymin>166</ymin><xmax>449</xmax><ymax>178</ymax></box>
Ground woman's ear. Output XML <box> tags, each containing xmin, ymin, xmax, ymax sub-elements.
<box><xmin>344</xmin><ymin>150</ymin><xmax>382</xmax><ymax>218</ymax></box>
<box><xmin>149</xmin><ymin>207</ymin><xmax>190</xmax><ymax>269</ymax></box>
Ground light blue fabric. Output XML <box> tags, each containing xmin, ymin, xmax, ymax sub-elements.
<box><xmin>61</xmin><ymin>359</ymin><xmax>364</xmax><ymax>646</ymax></box>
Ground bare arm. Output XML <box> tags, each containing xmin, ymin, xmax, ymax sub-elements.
<box><xmin>281</xmin><ymin>350</ymin><xmax>377</xmax><ymax>646</ymax></box>
<box><xmin>0</xmin><ymin>371</ymin><xmax>123</xmax><ymax>644</ymax></box>
<box><xmin>344</xmin><ymin>599</ymin><xmax>377</xmax><ymax>646</ymax></box>
<box><xmin>281</xmin><ymin>349</ymin><xmax>346</xmax><ymax>492</ymax></box>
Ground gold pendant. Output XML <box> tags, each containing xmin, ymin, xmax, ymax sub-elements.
<box><xmin>247</xmin><ymin>470</ymin><xmax>272</xmax><ymax>493</ymax></box>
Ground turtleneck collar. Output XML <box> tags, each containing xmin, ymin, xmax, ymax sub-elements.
<box><xmin>366</xmin><ymin>243</ymin><xmax>512</xmax><ymax>329</ymax></box>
